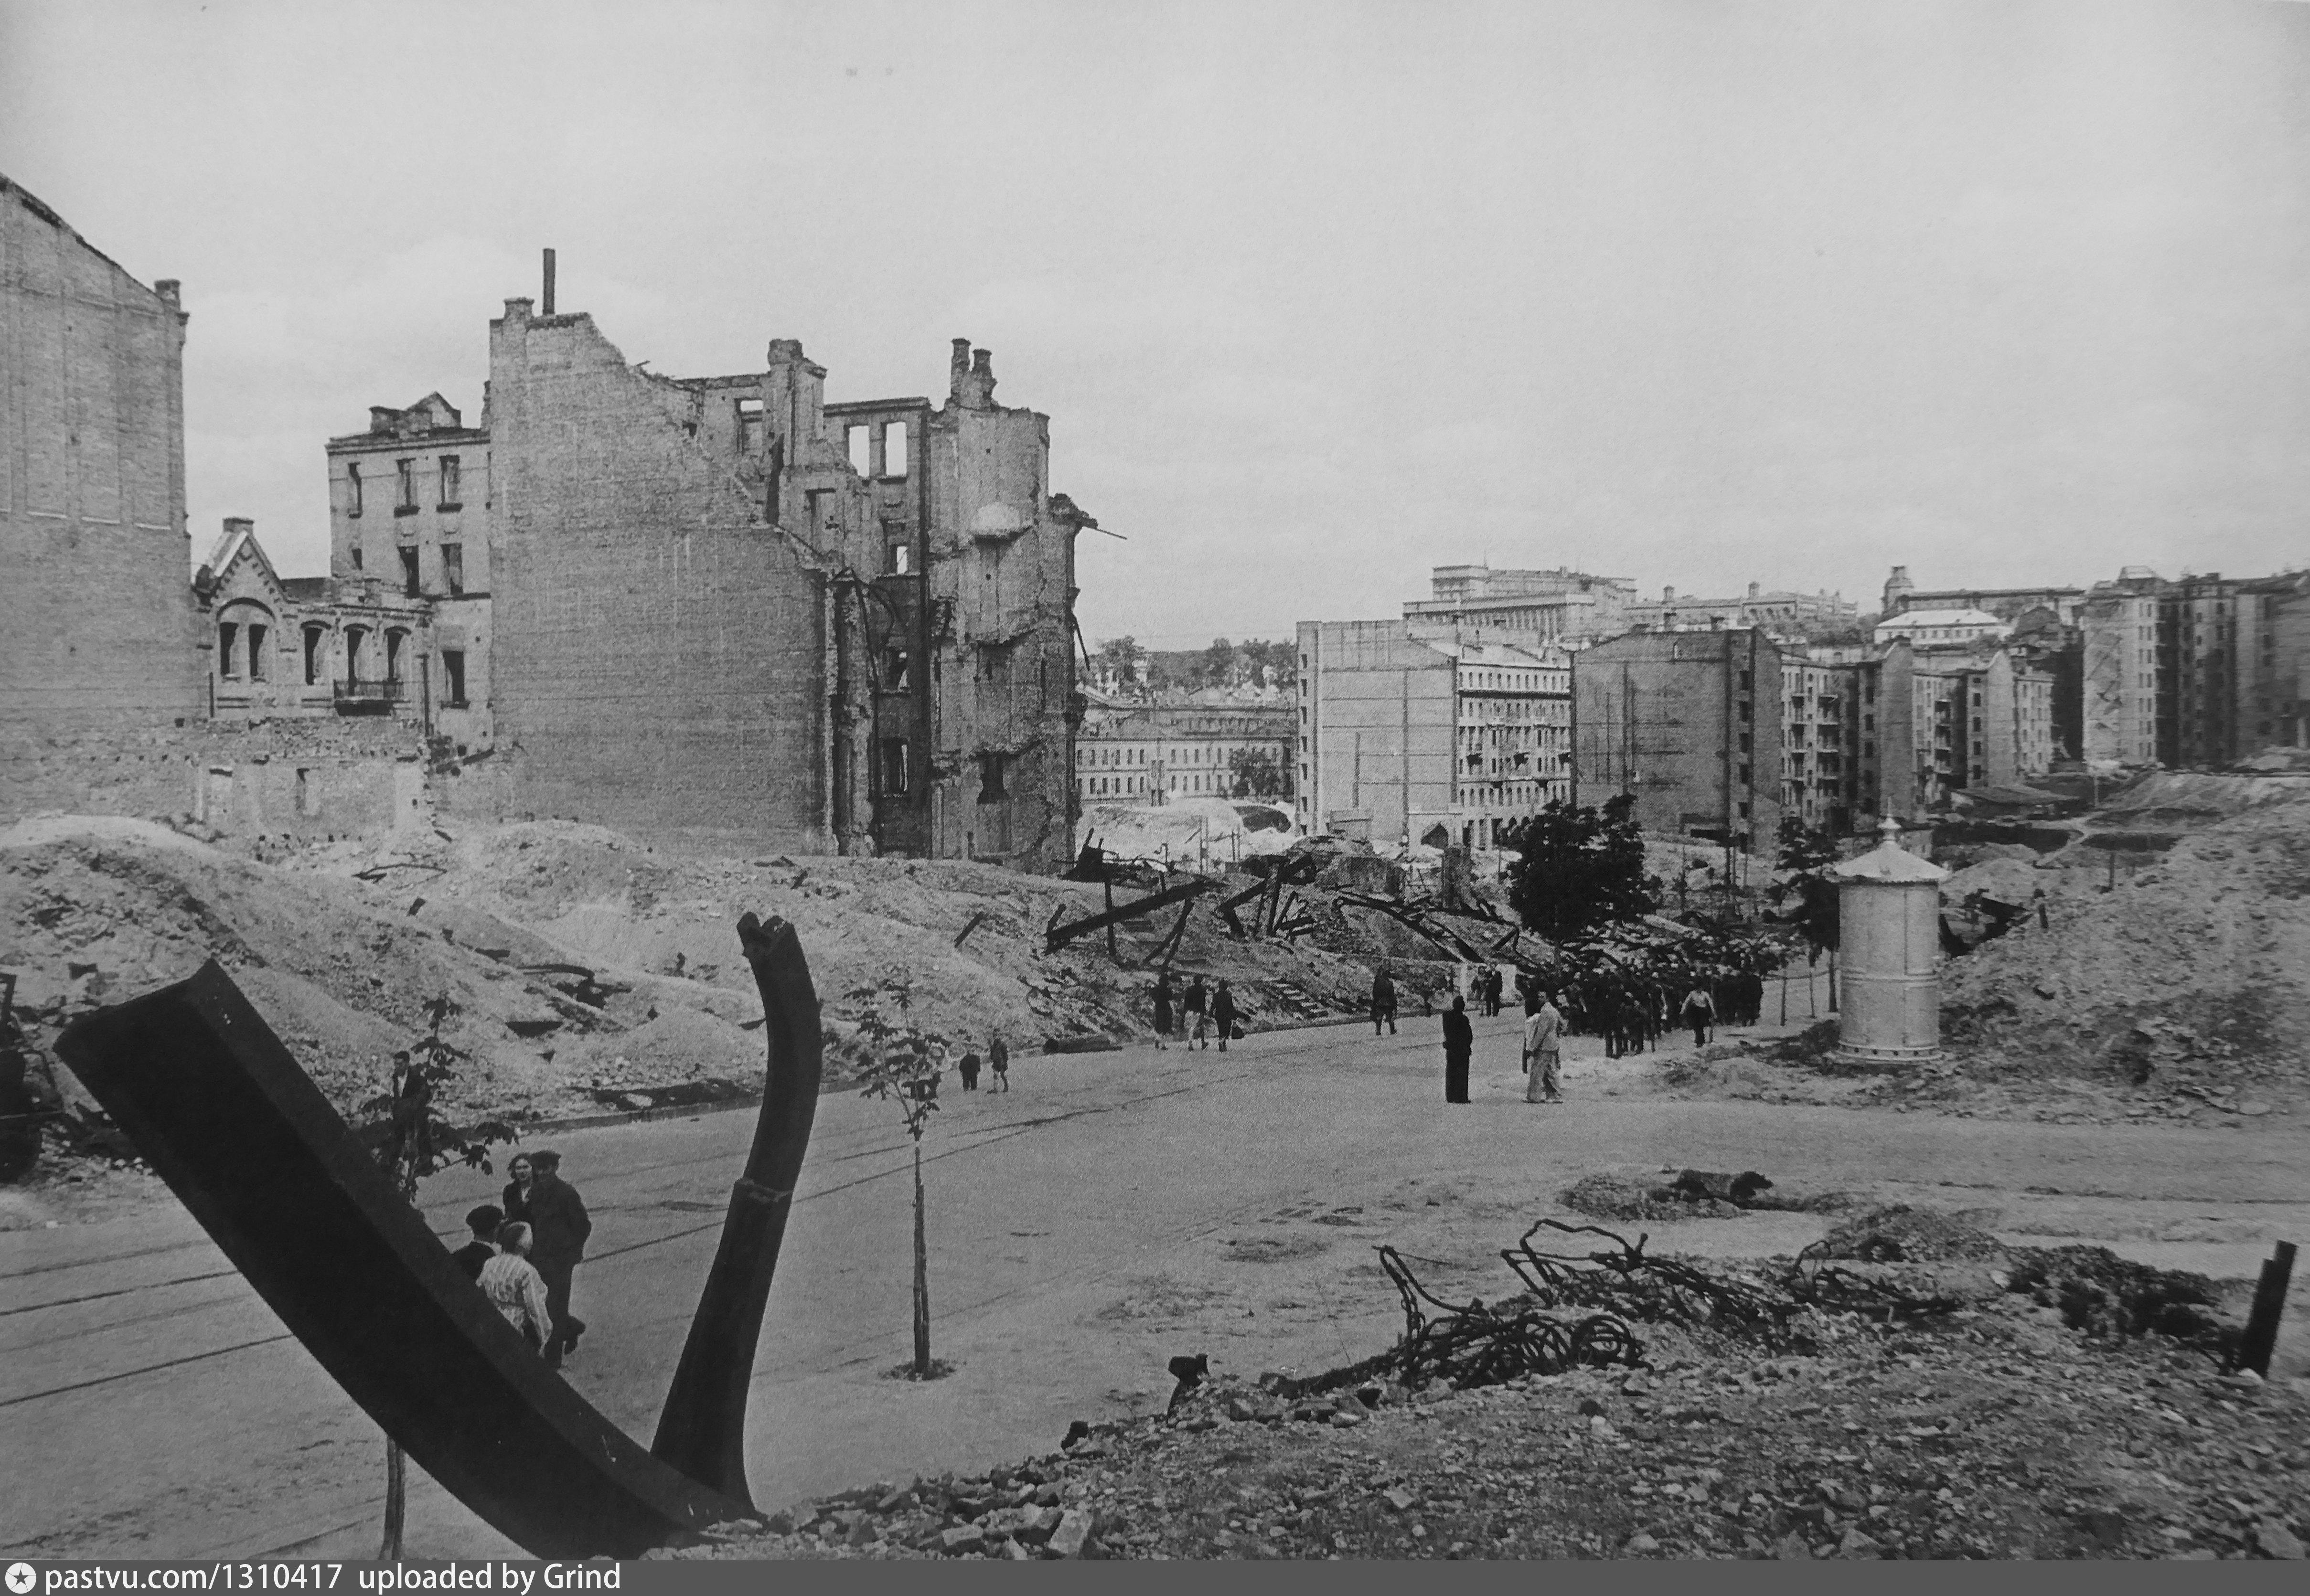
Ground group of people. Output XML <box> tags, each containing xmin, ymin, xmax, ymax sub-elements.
<box><xmin>448</xmin><ymin>1149</ymin><xmax>591</xmax><ymax>1367</ymax></box>
<box><xmin>1530</xmin><ymin>965</ymin><xmax>1766</xmax><ymax>1058</ymax></box>
<box><xmin>945</xmin><ymin>1036</ymin><xmax>1011</xmax><ymax>1092</ymax></box>
<box><xmin>1150</xmin><ymin>971</ymin><xmax>1241</xmax><ymax>1052</ymax></box>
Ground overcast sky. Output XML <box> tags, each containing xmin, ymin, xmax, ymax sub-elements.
<box><xmin>5</xmin><ymin>0</ymin><xmax>2307</xmax><ymax>646</ymax></box>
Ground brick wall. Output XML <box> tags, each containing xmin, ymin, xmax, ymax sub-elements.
<box><xmin>486</xmin><ymin>303</ymin><xmax>833</xmax><ymax>854</ymax></box>
<box><xmin>0</xmin><ymin>714</ymin><xmax>424</xmax><ymax>840</ymax></box>
<box><xmin>0</xmin><ymin>178</ymin><xmax>204</xmax><ymax>727</ymax></box>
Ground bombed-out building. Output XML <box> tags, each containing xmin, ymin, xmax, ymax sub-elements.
<box><xmin>481</xmin><ymin>290</ymin><xmax>1088</xmax><ymax>867</ymax></box>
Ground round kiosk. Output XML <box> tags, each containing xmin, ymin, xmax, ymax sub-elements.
<box><xmin>1834</xmin><ymin>816</ymin><xmax>1948</xmax><ymax>1065</ymax></box>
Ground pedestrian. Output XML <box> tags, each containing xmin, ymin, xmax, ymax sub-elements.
<box><xmin>1153</xmin><ymin>972</ymin><xmax>1174</xmax><ymax>1050</ymax></box>
<box><xmin>989</xmin><ymin>1034</ymin><xmax>1010</xmax><ymax>1092</ymax></box>
<box><xmin>1211</xmin><ymin>980</ymin><xmax>1237</xmax><ymax>1053</ymax></box>
<box><xmin>524</xmin><ymin>1149</ymin><xmax>591</xmax><ymax>1369</ymax></box>
<box><xmin>451</xmin><ymin>1203</ymin><xmax>503</xmax><ymax>1282</ymax></box>
<box><xmin>958</xmin><ymin>1050</ymin><xmax>982</xmax><ymax>1091</ymax></box>
<box><xmin>1370</xmin><ymin>965</ymin><xmax>1398</xmax><ymax>1036</ymax></box>
<box><xmin>501</xmin><ymin>1152</ymin><xmax>535</xmax><ymax>1228</ymax></box>
<box><xmin>1680</xmin><ymin>984</ymin><xmax>1716</xmax><ymax>1048</ymax></box>
<box><xmin>1185</xmin><ymin>975</ymin><xmax>1210</xmax><ymax>1050</ymax></box>
<box><xmin>480</xmin><ymin>1221</ymin><xmax>554</xmax><ymax>1353</ymax></box>
<box><xmin>1441</xmin><ymin>995</ymin><xmax>1473</xmax><ymax>1104</ymax></box>
<box><xmin>1523</xmin><ymin>991</ymin><xmax>1564</xmax><ymax>1104</ymax></box>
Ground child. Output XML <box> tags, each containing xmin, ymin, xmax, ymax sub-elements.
<box><xmin>988</xmin><ymin>1035</ymin><xmax>1010</xmax><ymax>1092</ymax></box>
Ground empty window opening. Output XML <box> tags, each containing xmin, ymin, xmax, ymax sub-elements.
<box><xmin>296</xmin><ymin>767</ymin><xmax>320</xmax><ymax>818</ymax></box>
<box><xmin>442</xmin><ymin>542</ymin><xmax>464</xmax><ymax>595</ymax></box>
<box><xmin>346</xmin><ymin>463</ymin><xmax>364</xmax><ymax>518</ymax></box>
<box><xmin>805</xmin><ymin>488</ymin><xmax>836</xmax><ymax>532</ymax></box>
<box><xmin>399</xmin><ymin>545</ymin><xmax>421</xmax><ymax>596</ymax></box>
<box><xmin>385</xmin><ymin>629</ymin><xmax>407</xmax><ymax>683</ymax></box>
<box><xmin>438</xmin><ymin>455</ymin><xmax>461</xmax><ymax>508</ymax></box>
<box><xmin>847</xmin><ymin>424</ymin><xmax>872</xmax><ymax>478</ymax></box>
<box><xmin>737</xmin><ymin>397</ymin><xmax>764</xmax><ymax>454</ymax></box>
<box><xmin>885</xmin><ymin>540</ymin><xmax>912</xmax><ymax>575</ymax></box>
<box><xmin>344</xmin><ymin>627</ymin><xmax>368</xmax><ymax>682</ymax></box>
<box><xmin>217</xmin><ymin>621</ymin><xmax>240</xmax><ymax>679</ymax></box>
<box><xmin>886</xmin><ymin>649</ymin><xmax>912</xmax><ymax>691</ymax></box>
<box><xmin>396</xmin><ymin>458</ymin><xmax>417</xmax><ymax>513</ymax></box>
<box><xmin>879</xmin><ymin>738</ymin><xmax>911</xmax><ymax>796</ymax></box>
<box><xmin>247</xmin><ymin>623</ymin><xmax>268</xmax><ymax>681</ymax></box>
<box><xmin>441</xmin><ymin>649</ymin><xmax>467</xmax><ymax>707</ymax></box>
<box><xmin>883</xmin><ymin>421</ymin><xmax>909</xmax><ymax>477</ymax></box>
<box><xmin>350</xmin><ymin>544</ymin><xmax>364</xmax><ymax>571</ymax></box>
<box><xmin>303</xmin><ymin>625</ymin><xmax>326</xmax><ymax>686</ymax></box>
<box><xmin>977</xmin><ymin>752</ymin><xmax>1008</xmax><ymax>803</ymax></box>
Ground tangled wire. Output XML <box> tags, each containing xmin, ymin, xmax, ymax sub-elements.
<box><xmin>1505</xmin><ymin>1220</ymin><xmax>1810</xmax><ymax>1347</ymax></box>
<box><xmin>1375</xmin><ymin>1245</ymin><xmax>1643</xmax><ymax>1389</ymax></box>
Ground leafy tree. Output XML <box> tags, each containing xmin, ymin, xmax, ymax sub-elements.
<box><xmin>1092</xmin><ymin>635</ymin><xmax>1142</xmax><ymax>692</ymax></box>
<box><xmin>1229</xmin><ymin>747</ymin><xmax>1292</xmax><ymax>801</ymax></box>
<box><xmin>1771</xmin><ymin>816</ymin><xmax>1841</xmax><ymax>961</ymax></box>
<box><xmin>356</xmin><ymin>996</ymin><xmax>518</xmax><ymax>1560</ymax></box>
<box><xmin>1237</xmin><ymin>638</ymin><xmax>1298</xmax><ymax>690</ymax></box>
<box><xmin>1503</xmin><ymin>794</ymin><xmax>1661</xmax><ymax>941</ymax></box>
<box><xmin>1200</xmin><ymin>637</ymin><xmax>1238</xmax><ymax>688</ymax></box>
<box><xmin>845</xmin><ymin>971</ymin><xmax>951</xmax><ymax>1378</ymax></box>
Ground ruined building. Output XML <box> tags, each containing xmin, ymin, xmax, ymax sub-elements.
<box><xmin>482</xmin><ymin>294</ymin><xmax>1088</xmax><ymax>867</ymax></box>
<box><xmin>0</xmin><ymin>175</ymin><xmax>204</xmax><ymax>733</ymax></box>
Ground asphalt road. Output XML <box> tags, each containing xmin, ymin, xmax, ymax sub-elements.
<box><xmin>6</xmin><ymin>1003</ymin><xmax>2304</xmax><ymax>1559</ymax></box>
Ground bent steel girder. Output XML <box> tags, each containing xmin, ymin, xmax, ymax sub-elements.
<box><xmin>649</xmin><ymin>912</ymin><xmax>822</xmax><ymax>1504</ymax></box>
<box><xmin>54</xmin><ymin>914</ymin><xmax>824</xmax><ymax>1558</ymax></box>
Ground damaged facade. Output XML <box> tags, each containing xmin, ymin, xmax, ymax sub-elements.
<box><xmin>485</xmin><ymin>299</ymin><xmax>1086</xmax><ymax>867</ymax></box>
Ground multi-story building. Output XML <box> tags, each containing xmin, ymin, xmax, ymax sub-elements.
<box><xmin>2078</xmin><ymin>571</ymin><xmax>2162</xmax><ymax>768</ymax></box>
<box><xmin>1872</xmin><ymin>606</ymin><xmax>2011</xmax><ymax>649</ymax></box>
<box><xmin>1881</xmin><ymin>566</ymin><xmax>2085</xmax><ymax>626</ymax></box>
<box><xmin>1295</xmin><ymin>620</ymin><xmax>1570</xmax><ymax>849</ymax></box>
<box><xmin>1402</xmin><ymin>564</ymin><xmax>1637</xmax><ymax>648</ymax></box>
<box><xmin>2235</xmin><ymin>571</ymin><xmax>2310</xmax><ymax>755</ymax></box>
<box><xmin>1623</xmin><ymin>583</ymin><xmax>1860</xmax><ymax>640</ymax></box>
<box><xmin>1570</xmin><ymin>628</ymin><xmax>1786</xmax><ymax>852</ymax></box>
<box><xmin>1780</xmin><ymin>658</ymin><xmax>1856</xmax><ymax>835</ymax></box>
<box><xmin>1075</xmin><ymin>696</ymin><xmax>1294</xmax><ymax>805</ymax></box>
<box><xmin>1</xmin><ymin>174</ymin><xmax>204</xmax><ymax>734</ymax></box>
<box><xmin>478</xmin><ymin>286</ymin><xmax>1090</xmax><ymax>868</ymax></box>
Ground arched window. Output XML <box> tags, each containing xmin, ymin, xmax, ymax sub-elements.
<box><xmin>384</xmin><ymin>628</ymin><xmax>408</xmax><ymax>684</ymax></box>
<box><xmin>344</xmin><ymin>626</ymin><xmax>368</xmax><ymax>683</ymax></box>
<box><xmin>217</xmin><ymin>621</ymin><xmax>240</xmax><ymax>679</ymax></box>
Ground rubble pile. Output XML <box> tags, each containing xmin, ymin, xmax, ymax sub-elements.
<box><xmin>662</xmin><ymin>1224</ymin><xmax>2306</xmax><ymax>1560</ymax></box>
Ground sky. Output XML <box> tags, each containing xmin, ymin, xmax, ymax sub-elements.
<box><xmin>4</xmin><ymin>0</ymin><xmax>2307</xmax><ymax>648</ymax></box>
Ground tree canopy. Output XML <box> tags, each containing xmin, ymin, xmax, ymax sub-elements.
<box><xmin>1503</xmin><ymin>794</ymin><xmax>1661</xmax><ymax>941</ymax></box>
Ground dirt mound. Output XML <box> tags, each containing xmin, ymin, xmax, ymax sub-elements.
<box><xmin>1562</xmin><ymin>1172</ymin><xmax>1742</xmax><ymax>1222</ymax></box>
<box><xmin>1809</xmin><ymin>1204</ymin><xmax>2005</xmax><ymax>1263</ymax></box>
<box><xmin>1940</xmin><ymin>800</ymin><xmax>2310</xmax><ymax>1108</ymax></box>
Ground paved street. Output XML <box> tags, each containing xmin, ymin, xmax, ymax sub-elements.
<box><xmin>6</xmin><ymin>1003</ymin><xmax>2304</xmax><ymax>1560</ymax></box>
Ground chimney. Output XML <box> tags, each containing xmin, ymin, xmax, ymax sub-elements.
<box><xmin>503</xmin><ymin>297</ymin><xmax>534</xmax><ymax>325</ymax></box>
<box><xmin>950</xmin><ymin>337</ymin><xmax>972</xmax><ymax>402</ymax></box>
<box><xmin>1747</xmin><ymin>581</ymin><xmax>1760</xmax><ymax>600</ymax></box>
<box><xmin>153</xmin><ymin>279</ymin><xmax>182</xmax><ymax>309</ymax></box>
<box><xmin>223</xmin><ymin>516</ymin><xmax>252</xmax><ymax>539</ymax></box>
<box><xmin>1663</xmin><ymin>585</ymin><xmax>1675</xmax><ymax>602</ymax></box>
<box><xmin>956</xmin><ymin>346</ymin><xmax>998</xmax><ymax>408</ymax></box>
<box><xmin>541</xmin><ymin>248</ymin><xmax>556</xmax><ymax>316</ymax></box>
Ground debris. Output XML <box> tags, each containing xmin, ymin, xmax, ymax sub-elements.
<box><xmin>2231</xmin><ymin>1241</ymin><xmax>2297</xmax><ymax>1378</ymax></box>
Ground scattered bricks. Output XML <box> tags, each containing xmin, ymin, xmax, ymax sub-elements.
<box><xmin>940</xmin><ymin>1525</ymin><xmax>986</xmax><ymax>1556</ymax></box>
<box><xmin>1330</xmin><ymin>1408</ymin><xmax>1365</xmax><ymax>1427</ymax></box>
<box><xmin>1044</xmin><ymin>1508</ymin><xmax>1099</xmax><ymax>1559</ymax></box>
<box><xmin>1837</xmin><ymin>1528</ymin><xmax>1883</xmax><ymax>1559</ymax></box>
<box><xmin>1032</xmin><ymin>1483</ymin><xmax>1063</xmax><ymax>1508</ymax></box>
<box><xmin>1016</xmin><ymin>1507</ymin><xmax>1064</xmax><ymax>1547</ymax></box>
<box><xmin>1577</xmin><ymin>1397</ymin><xmax>1608</xmax><ymax>1416</ymax></box>
<box><xmin>2253</xmin><ymin>1520</ymin><xmax>2307</xmax><ymax>1560</ymax></box>
<box><xmin>1002</xmin><ymin>1539</ymin><xmax>1035</xmax><ymax>1561</ymax></box>
<box><xmin>1225</xmin><ymin>1395</ymin><xmax>1259</xmax><ymax>1422</ymax></box>
<box><xmin>1182</xmin><ymin>1415</ymin><xmax>1219</xmax><ymax>1432</ymax></box>
<box><xmin>1623</xmin><ymin>1532</ymin><xmax>1661</xmax><ymax>1555</ymax></box>
<box><xmin>1384</xmin><ymin>1488</ymin><xmax>1418</xmax><ymax>1513</ymax></box>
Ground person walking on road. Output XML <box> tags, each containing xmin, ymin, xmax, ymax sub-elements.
<box><xmin>958</xmin><ymin>1050</ymin><xmax>982</xmax><ymax>1091</ymax></box>
<box><xmin>1153</xmin><ymin>973</ymin><xmax>1174</xmax><ymax>1050</ymax></box>
<box><xmin>501</xmin><ymin>1153</ymin><xmax>535</xmax><ymax>1228</ymax></box>
<box><xmin>479</xmin><ymin>1221</ymin><xmax>554</xmax><ymax>1353</ymax></box>
<box><xmin>988</xmin><ymin>1034</ymin><xmax>1010</xmax><ymax>1092</ymax></box>
<box><xmin>451</xmin><ymin>1203</ymin><xmax>503</xmax><ymax>1282</ymax></box>
<box><xmin>1370</xmin><ymin>965</ymin><xmax>1398</xmax><ymax>1036</ymax></box>
<box><xmin>1441</xmin><ymin>995</ymin><xmax>1473</xmax><ymax>1103</ymax></box>
<box><xmin>1523</xmin><ymin>992</ymin><xmax>1564</xmax><ymax>1104</ymax></box>
<box><xmin>1184</xmin><ymin>976</ymin><xmax>1210</xmax><ymax>1050</ymax></box>
<box><xmin>1680</xmin><ymin>984</ymin><xmax>1716</xmax><ymax>1048</ymax></box>
<box><xmin>524</xmin><ymin>1149</ymin><xmax>591</xmax><ymax>1370</ymax></box>
<box><xmin>1211</xmin><ymin>980</ymin><xmax>1238</xmax><ymax>1053</ymax></box>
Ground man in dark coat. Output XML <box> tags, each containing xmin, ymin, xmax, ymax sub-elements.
<box><xmin>450</xmin><ymin>1203</ymin><xmax>503</xmax><ymax>1282</ymax></box>
<box><xmin>1441</xmin><ymin>995</ymin><xmax>1473</xmax><ymax>1103</ymax></box>
<box><xmin>1211</xmin><ymin>981</ymin><xmax>1238</xmax><ymax>1053</ymax></box>
<box><xmin>524</xmin><ymin>1149</ymin><xmax>592</xmax><ymax>1369</ymax></box>
<box><xmin>1370</xmin><ymin>966</ymin><xmax>1397</xmax><ymax>1035</ymax></box>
